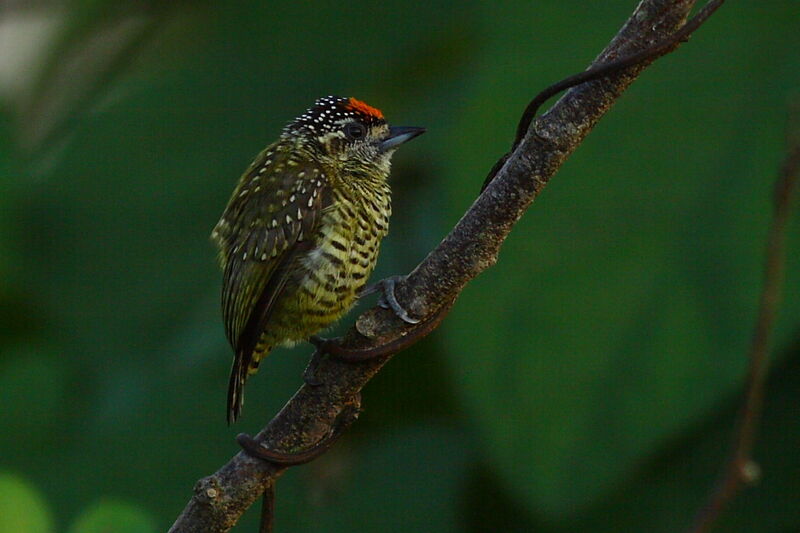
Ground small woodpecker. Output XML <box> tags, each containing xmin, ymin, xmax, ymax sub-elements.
<box><xmin>212</xmin><ymin>96</ymin><xmax>425</xmax><ymax>423</ymax></box>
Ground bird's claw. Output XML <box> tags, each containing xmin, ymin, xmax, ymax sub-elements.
<box><xmin>361</xmin><ymin>275</ymin><xmax>420</xmax><ymax>324</ymax></box>
<box><xmin>302</xmin><ymin>277</ymin><xmax>420</xmax><ymax>368</ymax></box>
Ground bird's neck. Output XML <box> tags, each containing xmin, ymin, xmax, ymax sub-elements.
<box><xmin>290</xmin><ymin>141</ymin><xmax>391</xmax><ymax>201</ymax></box>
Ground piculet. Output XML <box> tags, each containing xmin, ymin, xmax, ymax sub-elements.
<box><xmin>212</xmin><ymin>96</ymin><xmax>424</xmax><ymax>423</ymax></box>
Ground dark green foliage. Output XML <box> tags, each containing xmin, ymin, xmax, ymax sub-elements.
<box><xmin>0</xmin><ymin>0</ymin><xmax>798</xmax><ymax>531</ymax></box>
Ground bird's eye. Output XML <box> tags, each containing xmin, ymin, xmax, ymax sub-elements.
<box><xmin>344</xmin><ymin>123</ymin><xmax>366</xmax><ymax>140</ymax></box>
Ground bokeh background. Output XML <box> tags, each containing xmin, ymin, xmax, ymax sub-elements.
<box><xmin>1</xmin><ymin>1</ymin><xmax>798</xmax><ymax>531</ymax></box>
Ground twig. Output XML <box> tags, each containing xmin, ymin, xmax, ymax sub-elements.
<box><xmin>688</xmin><ymin>105</ymin><xmax>800</xmax><ymax>533</ymax></box>
<box><xmin>169</xmin><ymin>1</ymin><xmax>725</xmax><ymax>531</ymax></box>
<box><xmin>259</xmin><ymin>483</ymin><xmax>274</xmax><ymax>533</ymax></box>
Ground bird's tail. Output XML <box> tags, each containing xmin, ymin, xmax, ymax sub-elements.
<box><xmin>227</xmin><ymin>345</ymin><xmax>268</xmax><ymax>424</ymax></box>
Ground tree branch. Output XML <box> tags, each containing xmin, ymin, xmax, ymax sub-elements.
<box><xmin>688</xmin><ymin>104</ymin><xmax>800</xmax><ymax>533</ymax></box>
<box><xmin>169</xmin><ymin>1</ymin><xmax>724</xmax><ymax>531</ymax></box>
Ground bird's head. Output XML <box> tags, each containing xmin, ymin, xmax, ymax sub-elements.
<box><xmin>283</xmin><ymin>96</ymin><xmax>425</xmax><ymax>177</ymax></box>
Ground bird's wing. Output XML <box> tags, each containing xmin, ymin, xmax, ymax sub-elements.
<box><xmin>211</xmin><ymin>145</ymin><xmax>329</xmax><ymax>421</ymax></box>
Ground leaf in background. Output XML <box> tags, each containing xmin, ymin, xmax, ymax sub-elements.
<box><xmin>573</xmin><ymin>344</ymin><xmax>800</xmax><ymax>533</ymax></box>
<box><xmin>68</xmin><ymin>500</ymin><xmax>156</xmax><ymax>533</ymax></box>
<box><xmin>464</xmin><ymin>344</ymin><xmax>800</xmax><ymax>533</ymax></box>
<box><xmin>0</xmin><ymin>473</ymin><xmax>53</xmax><ymax>533</ymax></box>
<box><xmin>17</xmin><ymin>1</ymin><xmax>211</xmax><ymax>154</ymax></box>
<box><xmin>441</xmin><ymin>0</ymin><xmax>800</xmax><ymax>517</ymax></box>
<box><xmin>0</xmin><ymin>111</ymin><xmax>20</xmax><ymax>308</ymax></box>
<box><xmin>0</xmin><ymin>344</ymin><xmax>68</xmax><ymax>456</ymax></box>
<box><xmin>262</xmin><ymin>425</ymin><xmax>473</xmax><ymax>533</ymax></box>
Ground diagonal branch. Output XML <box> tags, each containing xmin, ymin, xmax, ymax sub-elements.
<box><xmin>688</xmin><ymin>104</ymin><xmax>800</xmax><ymax>533</ymax></box>
<box><xmin>482</xmin><ymin>0</ymin><xmax>724</xmax><ymax>191</ymax></box>
<box><xmin>169</xmin><ymin>1</ymin><xmax>725</xmax><ymax>531</ymax></box>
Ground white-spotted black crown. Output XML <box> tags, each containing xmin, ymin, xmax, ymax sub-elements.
<box><xmin>284</xmin><ymin>95</ymin><xmax>385</xmax><ymax>136</ymax></box>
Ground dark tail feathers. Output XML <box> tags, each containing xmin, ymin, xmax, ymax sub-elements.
<box><xmin>227</xmin><ymin>354</ymin><xmax>247</xmax><ymax>424</ymax></box>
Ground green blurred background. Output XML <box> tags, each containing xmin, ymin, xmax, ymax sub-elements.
<box><xmin>1</xmin><ymin>1</ymin><xmax>798</xmax><ymax>531</ymax></box>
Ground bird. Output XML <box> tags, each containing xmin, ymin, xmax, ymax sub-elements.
<box><xmin>211</xmin><ymin>96</ymin><xmax>425</xmax><ymax>423</ymax></box>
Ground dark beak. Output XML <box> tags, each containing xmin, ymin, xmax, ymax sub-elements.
<box><xmin>381</xmin><ymin>126</ymin><xmax>426</xmax><ymax>151</ymax></box>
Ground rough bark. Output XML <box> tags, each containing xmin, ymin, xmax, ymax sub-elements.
<box><xmin>170</xmin><ymin>1</ymin><xmax>723</xmax><ymax>530</ymax></box>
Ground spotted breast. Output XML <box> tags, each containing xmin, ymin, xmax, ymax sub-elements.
<box><xmin>266</xmin><ymin>180</ymin><xmax>392</xmax><ymax>344</ymax></box>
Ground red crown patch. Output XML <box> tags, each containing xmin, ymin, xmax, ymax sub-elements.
<box><xmin>345</xmin><ymin>98</ymin><xmax>384</xmax><ymax>120</ymax></box>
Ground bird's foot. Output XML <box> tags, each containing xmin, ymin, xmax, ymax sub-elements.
<box><xmin>236</xmin><ymin>404</ymin><xmax>360</xmax><ymax>466</ymax></box>
<box><xmin>302</xmin><ymin>276</ymin><xmax>443</xmax><ymax>373</ymax></box>
<box><xmin>360</xmin><ymin>275</ymin><xmax>420</xmax><ymax>324</ymax></box>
